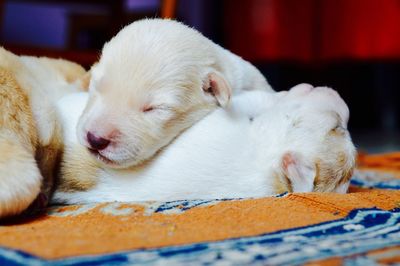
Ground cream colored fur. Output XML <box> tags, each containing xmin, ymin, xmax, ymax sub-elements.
<box><xmin>0</xmin><ymin>47</ymin><xmax>86</xmax><ymax>217</ymax></box>
<box><xmin>78</xmin><ymin>19</ymin><xmax>273</xmax><ymax>169</ymax></box>
<box><xmin>0</xmin><ymin>68</ymin><xmax>40</xmax><ymax>216</ymax></box>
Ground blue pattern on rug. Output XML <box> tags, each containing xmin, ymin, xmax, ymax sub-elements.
<box><xmin>153</xmin><ymin>192</ymin><xmax>288</xmax><ymax>213</ymax></box>
<box><xmin>351</xmin><ymin>170</ymin><xmax>400</xmax><ymax>189</ymax></box>
<box><xmin>0</xmin><ymin>208</ymin><xmax>399</xmax><ymax>266</ymax></box>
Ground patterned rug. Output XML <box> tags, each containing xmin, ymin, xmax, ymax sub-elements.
<box><xmin>0</xmin><ymin>153</ymin><xmax>399</xmax><ymax>265</ymax></box>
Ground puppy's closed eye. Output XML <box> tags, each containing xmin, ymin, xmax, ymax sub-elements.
<box><xmin>329</xmin><ymin>125</ymin><xmax>346</xmax><ymax>136</ymax></box>
<box><xmin>142</xmin><ymin>106</ymin><xmax>155</xmax><ymax>112</ymax></box>
<box><xmin>142</xmin><ymin>105</ymin><xmax>172</xmax><ymax>113</ymax></box>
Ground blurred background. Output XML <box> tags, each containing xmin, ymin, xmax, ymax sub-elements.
<box><xmin>0</xmin><ymin>0</ymin><xmax>399</xmax><ymax>153</ymax></box>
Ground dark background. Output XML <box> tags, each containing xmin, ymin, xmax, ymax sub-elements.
<box><xmin>1</xmin><ymin>0</ymin><xmax>399</xmax><ymax>153</ymax></box>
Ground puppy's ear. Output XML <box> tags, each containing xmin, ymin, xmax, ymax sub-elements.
<box><xmin>281</xmin><ymin>152</ymin><xmax>316</xmax><ymax>192</ymax></box>
<box><xmin>78</xmin><ymin>71</ymin><xmax>91</xmax><ymax>91</ymax></box>
<box><xmin>203</xmin><ymin>72</ymin><xmax>232</xmax><ymax>107</ymax></box>
<box><xmin>78</xmin><ymin>62</ymin><xmax>98</xmax><ymax>91</ymax></box>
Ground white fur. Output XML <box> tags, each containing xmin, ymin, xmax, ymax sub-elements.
<box><xmin>53</xmin><ymin>84</ymin><xmax>356</xmax><ymax>204</ymax></box>
<box><xmin>17</xmin><ymin>56</ymin><xmax>81</xmax><ymax>147</ymax></box>
<box><xmin>78</xmin><ymin>19</ymin><xmax>273</xmax><ymax>169</ymax></box>
<box><xmin>0</xmin><ymin>132</ymin><xmax>42</xmax><ymax>217</ymax></box>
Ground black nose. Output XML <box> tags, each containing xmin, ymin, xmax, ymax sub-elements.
<box><xmin>87</xmin><ymin>131</ymin><xmax>110</xmax><ymax>151</ymax></box>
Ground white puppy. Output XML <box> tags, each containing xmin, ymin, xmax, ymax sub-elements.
<box><xmin>78</xmin><ymin>19</ymin><xmax>273</xmax><ymax>169</ymax></box>
<box><xmin>53</xmin><ymin>84</ymin><xmax>356</xmax><ymax>203</ymax></box>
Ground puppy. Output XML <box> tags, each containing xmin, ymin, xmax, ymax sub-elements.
<box><xmin>53</xmin><ymin>84</ymin><xmax>356</xmax><ymax>203</ymax></box>
<box><xmin>0</xmin><ymin>47</ymin><xmax>86</xmax><ymax>217</ymax></box>
<box><xmin>78</xmin><ymin>19</ymin><xmax>273</xmax><ymax>169</ymax></box>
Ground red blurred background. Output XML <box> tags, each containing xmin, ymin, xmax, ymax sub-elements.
<box><xmin>1</xmin><ymin>0</ymin><xmax>399</xmax><ymax>152</ymax></box>
<box><xmin>224</xmin><ymin>0</ymin><xmax>400</xmax><ymax>62</ymax></box>
<box><xmin>225</xmin><ymin>0</ymin><xmax>400</xmax><ymax>62</ymax></box>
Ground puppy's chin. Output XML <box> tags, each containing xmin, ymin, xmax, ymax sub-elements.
<box><xmin>87</xmin><ymin>149</ymin><xmax>117</xmax><ymax>167</ymax></box>
<box><xmin>87</xmin><ymin>148</ymin><xmax>142</xmax><ymax>169</ymax></box>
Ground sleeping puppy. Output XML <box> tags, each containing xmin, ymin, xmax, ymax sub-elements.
<box><xmin>0</xmin><ymin>47</ymin><xmax>86</xmax><ymax>217</ymax></box>
<box><xmin>78</xmin><ymin>19</ymin><xmax>273</xmax><ymax>169</ymax></box>
<box><xmin>53</xmin><ymin>84</ymin><xmax>356</xmax><ymax>203</ymax></box>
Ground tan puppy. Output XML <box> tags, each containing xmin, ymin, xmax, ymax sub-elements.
<box><xmin>78</xmin><ymin>19</ymin><xmax>273</xmax><ymax>169</ymax></box>
<box><xmin>0</xmin><ymin>47</ymin><xmax>86</xmax><ymax>217</ymax></box>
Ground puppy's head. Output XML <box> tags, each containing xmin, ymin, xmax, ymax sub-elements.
<box><xmin>258</xmin><ymin>84</ymin><xmax>356</xmax><ymax>194</ymax></box>
<box><xmin>77</xmin><ymin>19</ymin><xmax>231</xmax><ymax>168</ymax></box>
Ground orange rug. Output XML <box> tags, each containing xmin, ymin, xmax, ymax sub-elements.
<box><xmin>0</xmin><ymin>153</ymin><xmax>399</xmax><ymax>265</ymax></box>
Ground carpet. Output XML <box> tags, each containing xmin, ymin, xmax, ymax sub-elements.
<box><xmin>0</xmin><ymin>153</ymin><xmax>399</xmax><ymax>265</ymax></box>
